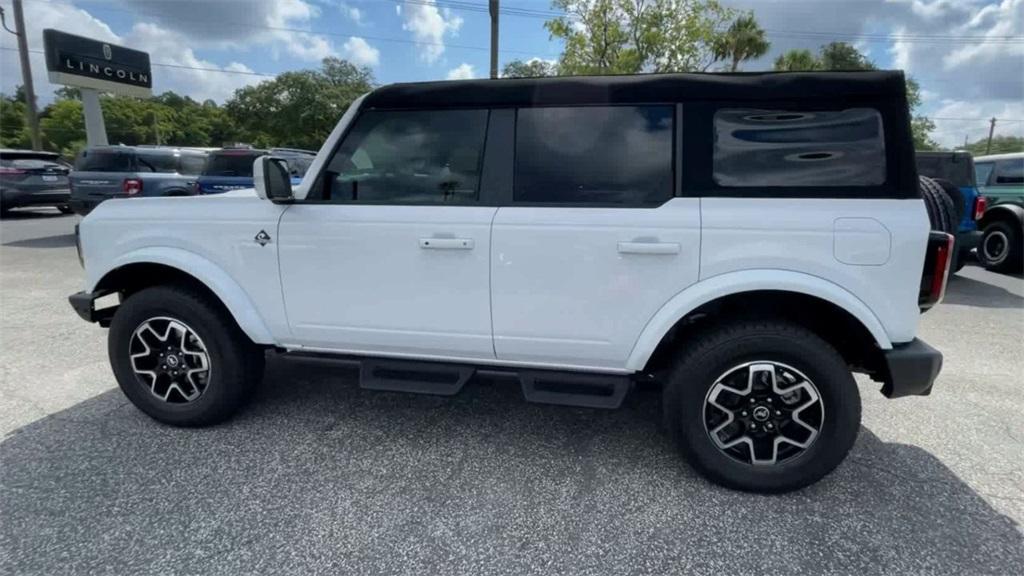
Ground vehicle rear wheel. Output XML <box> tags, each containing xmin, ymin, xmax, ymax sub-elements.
<box><xmin>979</xmin><ymin>220</ymin><xmax>1023</xmax><ymax>273</ymax></box>
<box><xmin>108</xmin><ymin>285</ymin><xmax>265</xmax><ymax>426</ymax></box>
<box><xmin>663</xmin><ymin>320</ymin><xmax>861</xmax><ymax>493</ymax></box>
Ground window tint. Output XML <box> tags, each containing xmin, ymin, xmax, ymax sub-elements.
<box><xmin>975</xmin><ymin>162</ymin><xmax>994</xmax><ymax>187</ymax></box>
<box><xmin>178</xmin><ymin>155</ymin><xmax>206</xmax><ymax>175</ymax></box>
<box><xmin>204</xmin><ymin>153</ymin><xmax>260</xmax><ymax>177</ymax></box>
<box><xmin>514</xmin><ymin>106</ymin><xmax>673</xmax><ymax>204</ymax></box>
<box><xmin>993</xmin><ymin>158</ymin><xmax>1024</xmax><ymax>185</ymax></box>
<box><xmin>713</xmin><ymin>108</ymin><xmax>885</xmax><ymax>187</ymax></box>
<box><xmin>916</xmin><ymin>154</ymin><xmax>974</xmax><ymax>187</ymax></box>
<box><xmin>75</xmin><ymin>150</ymin><xmax>132</xmax><ymax>172</ymax></box>
<box><xmin>136</xmin><ymin>152</ymin><xmax>180</xmax><ymax>173</ymax></box>
<box><xmin>321</xmin><ymin>109</ymin><xmax>488</xmax><ymax>203</ymax></box>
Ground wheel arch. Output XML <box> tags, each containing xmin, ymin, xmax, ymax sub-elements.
<box><xmin>979</xmin><ymin>203</ymin><xmax>1024</xmax><ymax>230</ymax></box>
<box><xmin>626</xmin><ymin>270</ymin><xmax>892</xmax><ymax>373</ymax></box>
<box><xmin>91</xmin><ymin>248</ymin><xmax>275</xmax><ymax>345</ymax></box>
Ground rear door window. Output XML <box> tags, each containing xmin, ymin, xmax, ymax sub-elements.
<box><xmin>204</xmin><ymin>153</ymin><xmax>260</xmax><ymax>177</ymax></box>
<box><xmin>178</xmin><ymin>155</ymin><xmax>206</xmax><ymax>175</ymax></box>
<box><xmin>75</xmin><ymin>150</ymin><xmax>133</xmax><ymax>172</ymax></box>
<box><xmin>713</xmin><ymin>108</ymin><xmax>886</xmax><ymax>187</ymax></box>
<box><xmin>514</xmin><ymin>105</ymin><xmax>674</xmax><ymax>205</ymax></box>
<box><xmin>136</xmin><ymin>152</ymin><xmax>180</xmax><ymax>173</ymax></box>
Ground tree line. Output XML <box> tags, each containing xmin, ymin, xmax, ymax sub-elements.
<box><xmin>1</xmin><ymin>58</ymin><xmax>372</xmax><ymax>157</ymax></box>
<box><xmin>2</xmin><ymin>0</ymin><xmax>1021</xmax><ymax>157</ymax></box>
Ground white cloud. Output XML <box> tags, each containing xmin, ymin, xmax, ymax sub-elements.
<box><xmin>344</xmin><ymin>5</ymin><xmax>364</xmax><ymax>25</ymax></box>
<box><xmin>930</xmin><ymin>98</ymin><xmax>1024</xmax><ymax>148</ymax></box>
<box><xmin>446</xmin><ymin>63</ymin><xmax>476</xmax><ymax>80</ymax></box>
<box><xmin>119</xmin><ymin>0</ymin><xmax>337</xmax><ymax>62</ymax></box>
<box><xmin>400</xmin><ymin>0</ymin><xmax>464</xmax><ymax>64</ymax></box>
<box><xmin>343</xmin><ymin>37</ymin><xmax>380</xmax><ymax>67</ymax></box>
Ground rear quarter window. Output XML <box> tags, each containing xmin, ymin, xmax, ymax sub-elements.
<box><xmin>204</xmin><ymin>153</ymin><xmax>259</xmax><ymax>177</ymax></box>
<box><xmin>993</xmin><ymin>158</ymin><xmax>1024</xmax><ymax>185</ymax></box>
<box><xmin>713</xmin><ymin>108</ymin><xmax>886</xmax><ymax>187</ymax></box>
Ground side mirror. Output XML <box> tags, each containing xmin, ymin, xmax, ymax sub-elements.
<box><xmin>253</xmin><ymin>156</ymin><xmax>293</xmax><ymax>201</ymax></box>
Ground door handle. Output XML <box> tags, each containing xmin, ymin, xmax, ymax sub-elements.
<box><xmin>419</xmin><ymin>238</ymin><xmax>475</xmax><ymax>250</ymax></box>
<box><xmin>618</xmin><ymin>241</ymin><xmax>680</xmax><ymax>255</ymax></box>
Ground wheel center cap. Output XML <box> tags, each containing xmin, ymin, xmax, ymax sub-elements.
<box><xmin>752</xmin><ymin>405</ymin><xmax>771</xmax><ymax>422</ymax></box>
<box><xmin>166</xmin><ymin>355</ymin><xmax>180</xmax><ymax>368</ymax></box>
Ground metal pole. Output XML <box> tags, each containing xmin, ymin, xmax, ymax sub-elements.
<box><xmin>985</xmin><ymin>117</ymin><xmax>996</xmax><ymax>155</ymax></box>
<box><xmin>80</xmin><ymin>88</ymin><xmax>108</xmax><ymax>146</ymax></box>
<box><xmin>11</xmin><ymin>0</ymin><xmax>41</xmax><ymax>150</ymax></box>
<box><xmin>489</xmin><ymin>0</ymin><xmax>499</xmax><ymax>79</ymax></box>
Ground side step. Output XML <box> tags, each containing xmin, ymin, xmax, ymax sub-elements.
<box><xmin>517</xmin><ymin>370</ymin><xmax>631</xmax><ymax>409</ymax></box>
<box><xmin>359</xmin><ymin>358</ymin><xmax>474</xmax><ymax>396</ymax></box>
<box><xmin>278</xmin><ymin>352</ymin><xmax>633</xmax><ymax>408</ymax></box>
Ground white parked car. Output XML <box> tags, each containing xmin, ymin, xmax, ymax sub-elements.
<box><xmin>70</xmin><ymin>72</ymin><xmax>951</xmax><ymax>493</ymax></box>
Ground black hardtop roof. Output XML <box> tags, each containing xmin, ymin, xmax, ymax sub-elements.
<box><xmin>364</xmin><ymin>70</ymin><xmax>907</xmax><ymax>109</ymax></box>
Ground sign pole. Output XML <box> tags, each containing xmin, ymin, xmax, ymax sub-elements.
<box><xmin>80</xmin><ymin>88</ymin><xmax>108</xmax><ymax>146</ymax></box>
<box><xmin>11</xmin><ymin>0</ymin><xmax>41</xmax><ymax>150</ymax></box>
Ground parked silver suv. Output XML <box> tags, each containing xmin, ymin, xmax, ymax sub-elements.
<box><xmin>69</xmin><ymin>146</ymin><xmax>209</xmax><ymax>215</ymax></box>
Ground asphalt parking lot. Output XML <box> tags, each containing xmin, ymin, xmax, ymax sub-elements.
<box><xmin>1</xmin><ymin>208</ymin><xmax>1022</xmax><ymax>575</ymax></box>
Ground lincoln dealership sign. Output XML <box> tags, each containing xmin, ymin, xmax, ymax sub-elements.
<box><xmin>43</xmin><ymin>29</ymin><xmax>152</xmax><ymax>98</ymax></box>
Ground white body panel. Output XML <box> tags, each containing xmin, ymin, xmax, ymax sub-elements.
<box><xmin>80</xmin><ymin>190</ymin><xmax>287</xmax><ymax>344</ymax></box>
<box><xmin>277</xmin><ymin>204</ymin><xmax>497</xmax><ymax>358</ymax></box>
<box><xmin>490</xmin><ymin>199</ymin><xmax>700</xmax><ymax>368</ymax></box>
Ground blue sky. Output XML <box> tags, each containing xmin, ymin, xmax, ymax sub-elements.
<box><xmin>1</xmin><ymin>0</ymin><xmax>1022</xmax><ymax>147</ymax></box>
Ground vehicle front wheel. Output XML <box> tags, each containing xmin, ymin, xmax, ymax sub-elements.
<box><xmin>663</xmin><ymin>320</ymin><xmax>861</xmax><ymax>493</ymax></box>
<box><xmin>108</xmin><ymin>285</ymin><xmax>265</xmax><ymax>426</ymax></box>
<box><xmin>979</xmin><ymin>220</ymin><xmax>1023</xmax><ymax>273</ymax></box>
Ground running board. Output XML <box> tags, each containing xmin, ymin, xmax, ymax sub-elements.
<box><xmin>278</xmin><ymin>352</ymin><xmax>633</xmax><ymax>408</ymax></box>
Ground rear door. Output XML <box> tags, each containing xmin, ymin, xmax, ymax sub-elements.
<box><xmin>278</xmin><ymin>108</ymin><xmax>498</xmax><ymax>359</ymax></box>
<box><xmin>490</xmin><ymin>105</ymin><xmax>700</xmax><ymax>370</ymax></box>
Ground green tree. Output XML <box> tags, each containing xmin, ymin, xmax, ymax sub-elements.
<box><xmin>772</xmin><ymin>49</ymin><xmax>819</xmax><ymax>71</ymax></box>
<box><xmin>502</xmin><ymin>59</ymin><xmax>559</xmax><ymax>78</ymax></box>
<box><xmin>771</xmin><ymin>42</ymin><xmax>937</xmax><ymax>149</ymax></box>
<box><xmin>546</xmin><ymin>0</ymin><xmax>737</xmax><ymax>74</ymax></box>
<box><xmin>226</xmin><ymin>57</ymin><xmax>373</xmax><ymax>150</ymax></box>
<box><xmin>963</xmin><ymin>135</ymin><xmax>1024</xmax><ymax>156</ymax></box>
<box><xmin>0</xmin><ymin>94</ymin><xmax>31</xmax><ymax>149</ymax></box>
<box><xmin>712</xmin><ymin>12</ymin><xmax>770</xmax><ymax>72</ymax></box>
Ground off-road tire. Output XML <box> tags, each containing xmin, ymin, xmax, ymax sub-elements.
<box><xmin>920</xmin><ymin>176</ymin><xmax>957</xmax><ymax>234</ymax></box>
<box><xmin>108</xmin><ymin>285</ymin><xmax>265</xmax><ymax>426</ymax></box>
<box><xmin>662</xmin><ymin>320</ymin><xmax>861</xmax><ymax>493</ymax></box>
<box><xmin>932</xmin><ymin>178</ymin><xmax>965</xmax><ymax>225</ymax></box>
<box><xmin>979</xmin><ymin>220</ymin><xmax>1024</xmax><ymax>274</ymax></box>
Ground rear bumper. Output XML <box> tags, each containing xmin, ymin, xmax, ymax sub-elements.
<box><xmin>68</xmin><ymin>290</ymin><xmax>117</xmax><ymax>326</ymax></box>
<box><xmin>881</xmin><ymin>338</ymin><xmax>943</xmax><ymax>398</ymax></box>
<box><xmin>957</xmin><ymin>229</ymin><xmax>982</xmax><ymax>252</ymax></box>
<box><xmin>1</xmin><ymin>188</ymin><xmax>70</xmax><ymax>208</ymax></box>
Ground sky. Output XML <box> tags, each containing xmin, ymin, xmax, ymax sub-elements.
<box><xmin>0</xmin><ymin>0</ymin><xmax>1021</xmax><ymax>148</ymax></box>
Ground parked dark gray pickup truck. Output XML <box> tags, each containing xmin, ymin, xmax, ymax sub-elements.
<box><xmin>69</xmin><ymin>146</ymin><xmax>209</xmax><ymax>215</ymax></box>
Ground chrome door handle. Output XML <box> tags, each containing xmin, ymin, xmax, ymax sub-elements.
<box><xmin>617</xmin><ymin>241</ymin><xmax>680</xmax><ymax>255</ymax></box>
<box><xmin>419</xmin><ymin>238</ymin><xmax>475</xmax><ymax>250</ymax></box>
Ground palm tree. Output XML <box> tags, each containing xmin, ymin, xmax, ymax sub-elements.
<box><xmin>773</xmin><ymin>49</ymin><xmax>821</xmax><ymax>71</ymax></box>
<box><xmin>713</xmin><ymin>13</ymin><xmax>771</xmax><ymax>72</ymax></box>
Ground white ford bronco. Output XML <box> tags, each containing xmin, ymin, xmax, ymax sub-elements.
<box><xmin>71</xmin><ymin>71</ymin><xmax>951</xmax><ymax>493</ymax></box>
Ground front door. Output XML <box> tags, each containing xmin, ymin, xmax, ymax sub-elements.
<box><xmin>278</xmin><ymin>108</ymin><xmax>497</xmax><ymax>360</ymax></box>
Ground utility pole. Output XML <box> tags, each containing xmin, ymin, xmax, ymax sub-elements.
<box><xmin>489</xmin><ymin>0</ymin><xmax>499</xmax><ymax>79</ymax></box>
<box><xmin>4</xmin><ymin>0</ymin><xmax>42</xmax><ymax>150</ymax></box>
<box><xmin>985</xmin><ymin>117</ymin><xmax>997</xmax><ymax>155</ymax></box>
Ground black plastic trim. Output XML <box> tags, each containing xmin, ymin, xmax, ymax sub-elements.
<box><xmin>880</xmin><ymin>338</ymin><xmax>943</xmax><ymax>398</ymax></box>
<box><xmin>68</xmin><ymin>290</ymin><xmax>116</xmax><ymax>326</ymax></box>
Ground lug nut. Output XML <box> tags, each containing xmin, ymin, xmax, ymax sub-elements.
<box><xmin>741</xmin><ymin>410</ymin><xmax>748</xmax><ymax>417</ymax></box>
<box><xmin>775</xmin><ymin>410</ymin><xmax>781</xmax><ymax>416</ymax></box>
<box><xmin>750</xmin><ymin>423</ymin><xmax>757</xmax><ymax>430</ymax></box>
<box><xmin>766</xmin><ymin>398</ymin><xmax>773</xmax><ymax>403</ymax></box>
<box><xmin>766</xmin><ymin>423</ymin><xmax>774</xmax><ymax>430</ymax></box>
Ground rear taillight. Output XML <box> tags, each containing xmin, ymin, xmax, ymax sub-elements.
<box><xmin>123</xmin><ymin>178</ymin><xmax>143</xmax><ymax>196</ymax></box>
<box><xmin>919</xmin><ymin>231</ymin><xmax>955</xmax><ymax>311</ymax></box>
<box><xmin>973</xmin><ymin>195</ymin><xmax>987</xmax><ymax>221</ymax></box>
<box><xmin>0</xmin><ymin>167</ymin><xmax>26</xmax><ymax>175</ymax></box>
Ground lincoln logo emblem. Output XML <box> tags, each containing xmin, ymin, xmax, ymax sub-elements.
<box><xmin>102</xmin><ymin>43</ymin><xmax>112</xmax><ymax>60</ymax></box>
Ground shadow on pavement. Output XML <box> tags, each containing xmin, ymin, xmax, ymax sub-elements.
<box><xmin>2</xmin><ymin>233</ymin><xmax>77</xmax><ymax>249</ymax></box>
<box><xmin>945</xmin><ymin>270</ymin><xmax>1024</xmax><ymax>309</ymax></box>
<box><xmin>2</xmin><ymin>357</ymin><xmax>1022</xmax><ymax>575</ymax></box>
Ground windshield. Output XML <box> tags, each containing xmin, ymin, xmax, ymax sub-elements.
<box><xmin>203</xmin><ymin>153</ymin><xmax>260</xmax><ymax>177</ymax></box>
<box><xmin>75</xmin><ymin>150</ymin><xmax>133</xmax><ymax>172</ymax></box>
